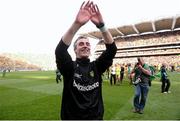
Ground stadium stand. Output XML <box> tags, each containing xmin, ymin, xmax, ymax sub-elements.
<box><xmin>81</xmin><ymin>16</ymin><xmax>180</xmax><ymax>71</ymax></box>
<box><xmin>0</xmin><ymin>54</ymin><xmax>41</xmax><ymax>71</ymax></box>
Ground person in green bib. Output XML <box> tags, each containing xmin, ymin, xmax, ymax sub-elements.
<box><xmin>130</xmin><ymin>57</ymin><xmax>152</xmax><ymax>114</ymax></box>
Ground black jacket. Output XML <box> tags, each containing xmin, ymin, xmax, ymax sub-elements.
<box><xmin>55</xmin><ymin>40</ymin><xmax>117</xmax><ymax>120</ymax></box>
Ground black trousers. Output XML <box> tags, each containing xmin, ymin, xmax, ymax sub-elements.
<box><xmin>110</xmin><ymin>74</ymin><xmax>116</xmax><ymax>85</ymax></box>
<box><xmin>161</xmin><ymin>79</ymin><xmax>170</xmax><ymax>93</ymax></box>
<box><xmin>120</xmin><ymin>73</ymin><xmax>124</xmax><ymax>83</ymax></box>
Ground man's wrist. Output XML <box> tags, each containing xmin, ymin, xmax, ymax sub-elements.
<box><xmin>96</xmin><ymin>23</ymin><xmax>105</xmax><ymax>28</ymax></box>
<box><xmin>99</xmin><ymin>26</ymin><xmax>108</xmax><ymax>32</ymax></box>
<box><xmin>96</xmin><ymin>23</ymin><xmax>107</xmax><ymax>32</ymax></box>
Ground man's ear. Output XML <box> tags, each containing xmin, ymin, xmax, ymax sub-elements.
<box><xmin>74</xmin><ymin>48</ymin><xmax>77</xmax><ymax>54</ymax></box>
<box><xmin>89</xmin><ymin>51</ymin><xmax>92</xmax><ymax>56</ymax></box>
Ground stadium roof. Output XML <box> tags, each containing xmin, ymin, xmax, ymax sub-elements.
<box><xmin>81</xmin><ymin>16</ymin><xmax>180</xmax><ymax>40</ymax></box>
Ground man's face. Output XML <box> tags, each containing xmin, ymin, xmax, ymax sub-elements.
<box><xmin>74</xmin><ymin>38</ymin><xmax>91</xmax><ymax>59</ymax></box>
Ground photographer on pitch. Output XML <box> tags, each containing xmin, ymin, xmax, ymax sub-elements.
<box><xmin>130</xmin><ymin>57</ymin><xmax>151</xmax><ymax>114</ymax></box>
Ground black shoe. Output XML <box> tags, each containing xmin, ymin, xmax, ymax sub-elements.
<box><xmin>132</xmin><ymin>109</ymin><xmax>139</xmax><ymax>113</ymax></box>
<box><xmin>138</xmin><ymin>110</ymin><xmax>143</xmax><ymax>114</ymax></box>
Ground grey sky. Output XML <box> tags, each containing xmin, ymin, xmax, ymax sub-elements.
<box><xmin>0</xmin><ymin>0</ymin><xmax>179</xmax><ymax>55</ymax></box>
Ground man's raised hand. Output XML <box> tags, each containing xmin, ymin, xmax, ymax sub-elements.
<box><xmin>75</xmin><ymin>1</ymin><xmax>93</xmax><ymax>26</ymax></box>
<box><xmin>90</xmin><ymin>3</ymin><xmax>104</xmax><ymax>27</ymax></box>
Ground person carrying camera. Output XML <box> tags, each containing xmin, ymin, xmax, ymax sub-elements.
<box><xmin>130</xmin><ymin>57</ymin><xmax>151</xmax><ymax>114</ymax></box>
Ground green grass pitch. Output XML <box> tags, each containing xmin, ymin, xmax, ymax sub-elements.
<box><xmin>0</xmin><ymin>71</ymin><xmax>180</xmax><ymax>120</ymax></box>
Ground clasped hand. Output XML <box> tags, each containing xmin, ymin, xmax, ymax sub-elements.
<box><xmin>75</xmin><ymin>1</ymin><xmax>104</xmax><ymax>27</ymax></box>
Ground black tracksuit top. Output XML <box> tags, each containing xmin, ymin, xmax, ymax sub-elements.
<box><xmin>55</xmin><ymin>40</ymin><xmax>117</xmax><ymax>120</ymax></box>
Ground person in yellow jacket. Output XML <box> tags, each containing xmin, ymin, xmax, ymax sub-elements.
<box><xmin>116</xmin><ymin>64</ymin><xmax>120</xmax><ymax>84</ymax></box>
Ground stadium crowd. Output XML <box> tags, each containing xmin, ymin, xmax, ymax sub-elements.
<box><xmin>115</xmin><ymin>31</ymin><xmax>180</xmax><ymax>47</ymax></box>
<box><xmin>95</xmin><ymin>31</ymin><xmax>180</xmax><ymax>72</ymax></box>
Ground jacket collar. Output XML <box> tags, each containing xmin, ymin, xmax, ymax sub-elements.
<box><xmin>76</xmin><ymin>58</ymin><xmax>90</xmax><ymax>65</ymax></box>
